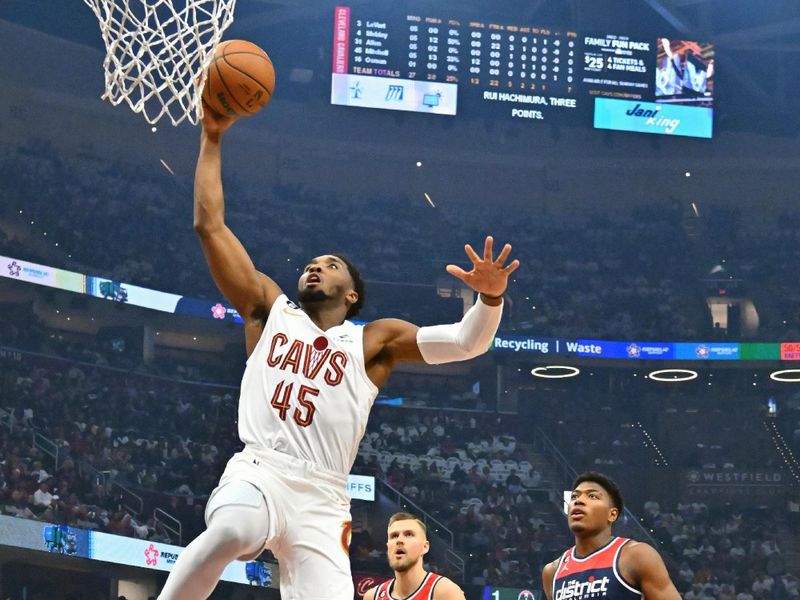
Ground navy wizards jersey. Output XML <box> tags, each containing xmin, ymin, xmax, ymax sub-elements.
<box><xmin>552</xmin><ymin>537</ymin><xmax>642</xmax><ymax>600</ymax></box>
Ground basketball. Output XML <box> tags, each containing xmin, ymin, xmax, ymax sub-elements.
<box><xmin>201</xmin><ymin>40</ymin><xmax>275</xmax><ymax>117</ymax></box>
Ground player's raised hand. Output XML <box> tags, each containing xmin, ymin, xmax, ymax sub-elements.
<box><xmin>446</xmin><ymin>236</ymin><xmax>520</xmax><ymax>298</ymax></box>
<box><xmin>199</xmin><ymin>98</ymin><xmax>238</xmax><ymax>137</ymax></box>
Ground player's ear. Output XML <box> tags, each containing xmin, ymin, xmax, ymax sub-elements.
<box><xmin>422</xmin><ymin>540</ymin><xmax>430</xmax><ymax>555</ymax></box>
<box><xmin>346</xmin><ymin>289</ymin><xmax>359</xmax><ymax>307</ymax></box>
<box><xmin>608</xmin><ymin>507</ymin><xmax>619</xmax><ymax>524</ymax></box>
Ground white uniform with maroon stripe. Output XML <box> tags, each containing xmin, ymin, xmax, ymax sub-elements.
<box><xmin>208</xmin><ymin>294</ymin><xmax>379</xmax><ymax>600</ymax></box>
<box><xmin>238</xmin><ymin>294</ymin><xmax>378</xmax><ymax>474</ymax></box>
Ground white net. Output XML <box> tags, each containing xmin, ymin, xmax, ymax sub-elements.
<box><xmin>83</xmin><ymin>0</ymin><xmax>237</xmax><ymax>126</ymax></box>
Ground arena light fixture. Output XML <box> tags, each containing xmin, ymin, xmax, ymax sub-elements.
<box><xmin>647</xmin><ymin>369</ymin><xmax>698</xmax><ymax>382</ymax></box>
<box><xmin>531</xmin><ymin>365</ymin><xmax>580</xmax><ymax>379</ymax></box>
<box><xmin>770</xmin><ymin>369</ymin><xmax>800</xmax><ymax>383</ymax></box>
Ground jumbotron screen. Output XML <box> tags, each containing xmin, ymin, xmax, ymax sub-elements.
<box><xmin>330</xmin><ymin>6</ymin><xmax>714</xmax><ymax>138</ymax></box>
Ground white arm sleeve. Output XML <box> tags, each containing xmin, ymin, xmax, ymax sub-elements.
<box><xmin>416</xmin><ymin>296</ymin><xmax>503</xmax><ymax>364</ymax></box>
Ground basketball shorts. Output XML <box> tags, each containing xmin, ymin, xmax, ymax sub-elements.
<box><xmin>207</xmin><ymin>446</ymin><xmax>354</xmax><ymax>600</ymax></box>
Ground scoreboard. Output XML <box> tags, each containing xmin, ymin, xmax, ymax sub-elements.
<box><xmin>331</xmin><ymin>6</ymin><xmax>714</xmax><ymax>138</ymax></box>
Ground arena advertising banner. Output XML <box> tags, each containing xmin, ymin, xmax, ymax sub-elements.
<box><xmin>0</xmin><ymin>515</ymin><xmax>277</xmax><ymax>588</ymax></box>
<box><xmin>1</xmin><ymin>253</ymin><xmax>241</xmax><ymax>322</ymax></box>
<box><xmin>492</xmin><ymin>335</ymin><xmax>563</xmax><ymax>355</ymax></box>
<box><xmin>490</xmin><ymin>336</ymin><xmax>793</xmax><ymax>363</ymax></box>
<box><xmin>569</xmin><ymin>340</ymin><xmax>738</xmax><ymax>360</ymax></box>
<box><xmin>173</xmin><ymin>296</ymin><xmax>243</xmax><ymax>323</ymax></box>
<box><xmin>90</xmin><ymin>532</ymin><xmax>275</xmax><ymax>586</ymax></box>
<box><xmin>1</xmin><ymin>254</ymin><xmax>85</xmax><ymax>294</ymax></box>
<box><xmin>568</xmin><ymin>340</ymin><xmax>674</xmax><ymax>359</ymax></box>
<box><xmin>594</xmin><ymin>98</ymin><xmax>713</xmax><ymax>138</ymax></box>
<box><xmin>0</xmin><ymin>515</ymin><xmax>91</xmax><ymax>556</ymax></box>
<box><xmin>86</xmin><ymin>276</ymin><xmax>183</xmax><ymax>314</ymax></box>
<box><xmin>684</xmin><ymin>469</ymin><xmax>786</xmax><ymax>499</ymax></box>
<box><xmin>331</xmin><ymin>72</ymin><xmax>459</xmax><ymax>115</ymax></box>
<box><xmin>741</xmin><ymin>343</ymin><xmax>781</xmax><ymax>360</ymax></box>
<box><xmin>780</xmin><ymin>343</ymin><xmax>800</xmax><ymax>360</ymax></box>
<box><xmin>673</xmin><ymin>342</ymin><xmax>739</xmax><ymax>360</ymax></box>
<box><xmin>346</xmin><ymin>474</ymin><xmax>376</xmax><ymax>501</ymax></box>
<box><xmin>5</xmin><ymin>253</ymin><xmax>800</xmax><ymax>362</ymax></box>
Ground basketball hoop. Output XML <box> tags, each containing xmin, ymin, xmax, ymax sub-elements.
<box><xmin>83</xmin><ymin>0</ymin><xmax>237</xmax><ymax>126</ymax></box>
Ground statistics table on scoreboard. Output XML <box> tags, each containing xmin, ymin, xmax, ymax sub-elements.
<box><xmin>331</xmin><ymin>5</ymin><xmax>714</xmax><ymax>138</ymax></box>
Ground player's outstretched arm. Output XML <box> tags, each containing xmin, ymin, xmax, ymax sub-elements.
<box><xmin>627</xmin><ymin>543</ymin><xmax>681</xmax><ymax>600</ymax></box>
<box><xmin>432</xmin><ymin>577</ymin><xmax>467</xmax><ymax>600</ymax></box>
<box><xmin>194</xmin><ymin>102</ymin><xmax>282</xmax><ymax>333</ymax></box>
<box><xmin>363</xmin><ymin>236</ymin><xmax>519</xmax><ymax>384</ymax></box>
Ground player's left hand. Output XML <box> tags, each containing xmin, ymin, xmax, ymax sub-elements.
<box><xmin>446</xmin><ymin>236</ymin><xmax>520</xmax><ymax>298</ymax></box>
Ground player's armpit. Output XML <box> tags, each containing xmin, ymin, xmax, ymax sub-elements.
<box><xmin>363</xmin><ymin>318</ymin><xmax>423</xmax><ymax>366</ymax></box>
<box><xmin>626</xmin><ymin>543</ymin><xmax>681</xmax><ymax>600</ymax></box>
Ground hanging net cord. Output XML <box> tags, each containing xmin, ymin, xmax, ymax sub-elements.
<box><xmin>84</xmin><ymin>0</ymin><xmax>237</xmax><ymax>126</ymax></box>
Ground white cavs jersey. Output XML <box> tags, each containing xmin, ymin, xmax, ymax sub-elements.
<box><xmin>237</xmin><ymin>294</ymin><xmax>379</xmax><ymax>476</ymax></box>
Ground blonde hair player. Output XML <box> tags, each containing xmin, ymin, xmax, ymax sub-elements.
<box><xmin>156</xmin><ymin>103</ymin><xmax>520</xmax><ymax>600</ymax></box>
<box><xmin>363</xmin><ymin>512</ymin><xmax>466</xmax><ymax>600</ymax></box>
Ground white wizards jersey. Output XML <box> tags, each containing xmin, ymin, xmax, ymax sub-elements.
<box><xmin>237</xmin><ymin>294</ymin><xmax>379</xmax><ymax>476</ymax></box>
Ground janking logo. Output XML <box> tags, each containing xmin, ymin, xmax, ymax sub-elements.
<box><xmin>594</xmin><ymin>97</ymin><xmax>713</xmax><ymax>139</ymax></box>
<box><xmin>144</xmin><ymin>543</ymin><xmax>159</xmax><ymax>566</ymax></box>
<box><xmin>623</xmin><ymin>103</ymin><xmax>680</xmax><ymax>133</ymax></box>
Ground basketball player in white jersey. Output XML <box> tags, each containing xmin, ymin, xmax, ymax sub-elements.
<box><xmin>363</xmin><ymin>512</ymin><xmax>465</xmax><ymax>600</ymax></box>
<box><xmin>157</xmin><ymin>104</ymin><xmax>519</xmax><ymax>600</ymax></box>
<box><xmin>542</xmin><ymin>472</ymin><xmax>680</xmax><ymax>600</ymax></box>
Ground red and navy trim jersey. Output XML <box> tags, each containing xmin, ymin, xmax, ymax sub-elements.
<box><xmin>374</xmin><ymin>572</ymin><xmax>443</xmax><ymax>600</ymax></box>
<box><xmin>552</xmin><ymin>537</ymin><xmax>642</xmax><ymax>600</ymax></box>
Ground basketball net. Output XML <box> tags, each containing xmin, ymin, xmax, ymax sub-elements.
<box><xmin>83</xmin><ymin>0</ymin><xmax>237</xmax><ymax>126</ymax></box>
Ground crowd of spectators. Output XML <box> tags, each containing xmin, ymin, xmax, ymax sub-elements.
<box><xmin>1</xmin><ymin>425</ymin><xmax>177</xmax><ymax>543</ymax></box>
<box><xmin>354</xmin><ymin>406</ymin><xmax>559</xmax><ymax>586</ymax></box>
<box><xmin>5</xmin><ymin>137</ymin><xmax>782</xmax><ymax>341</ymax></box>
<box><xmin>0</xmin><ymin>300</ymin><xmax>243</xmax><ymax>385</ymax></box>
<box><xmin>1</xmin><ymin>296</ymin><xmax>799</xmax><ymax>595</ymax></box>
<box><xmin>698</xmin><ymin>205</ymin><xmax>800</xmax><ymax>342</ymax></box>
<box><xmin>520</xmin><ymin>379</ymin><xmax>785</xmax><ymax>472</ymax></box>
<box><xmin>0</xmin><ymin>350</ymin><xmax>242</xmax><ymax>544</ymax></box>
<box><xmin>643</xmin><ymin>499</ymin><xmax>798</xmax><ymax>599</ymax></box>
<box><xmin>0</xmin><ymin>338</ymin><xmax>574</xmax><ymax>587</ymax></box>
<box><xmin>1</xmin><ymin>340</ymin><xmax>798</xmax><ymax>592</ymax></box>
<box><xmin>775</xmin><ymin>392</ymin><xmax>800</xmax><ymax>457</ymax></box>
